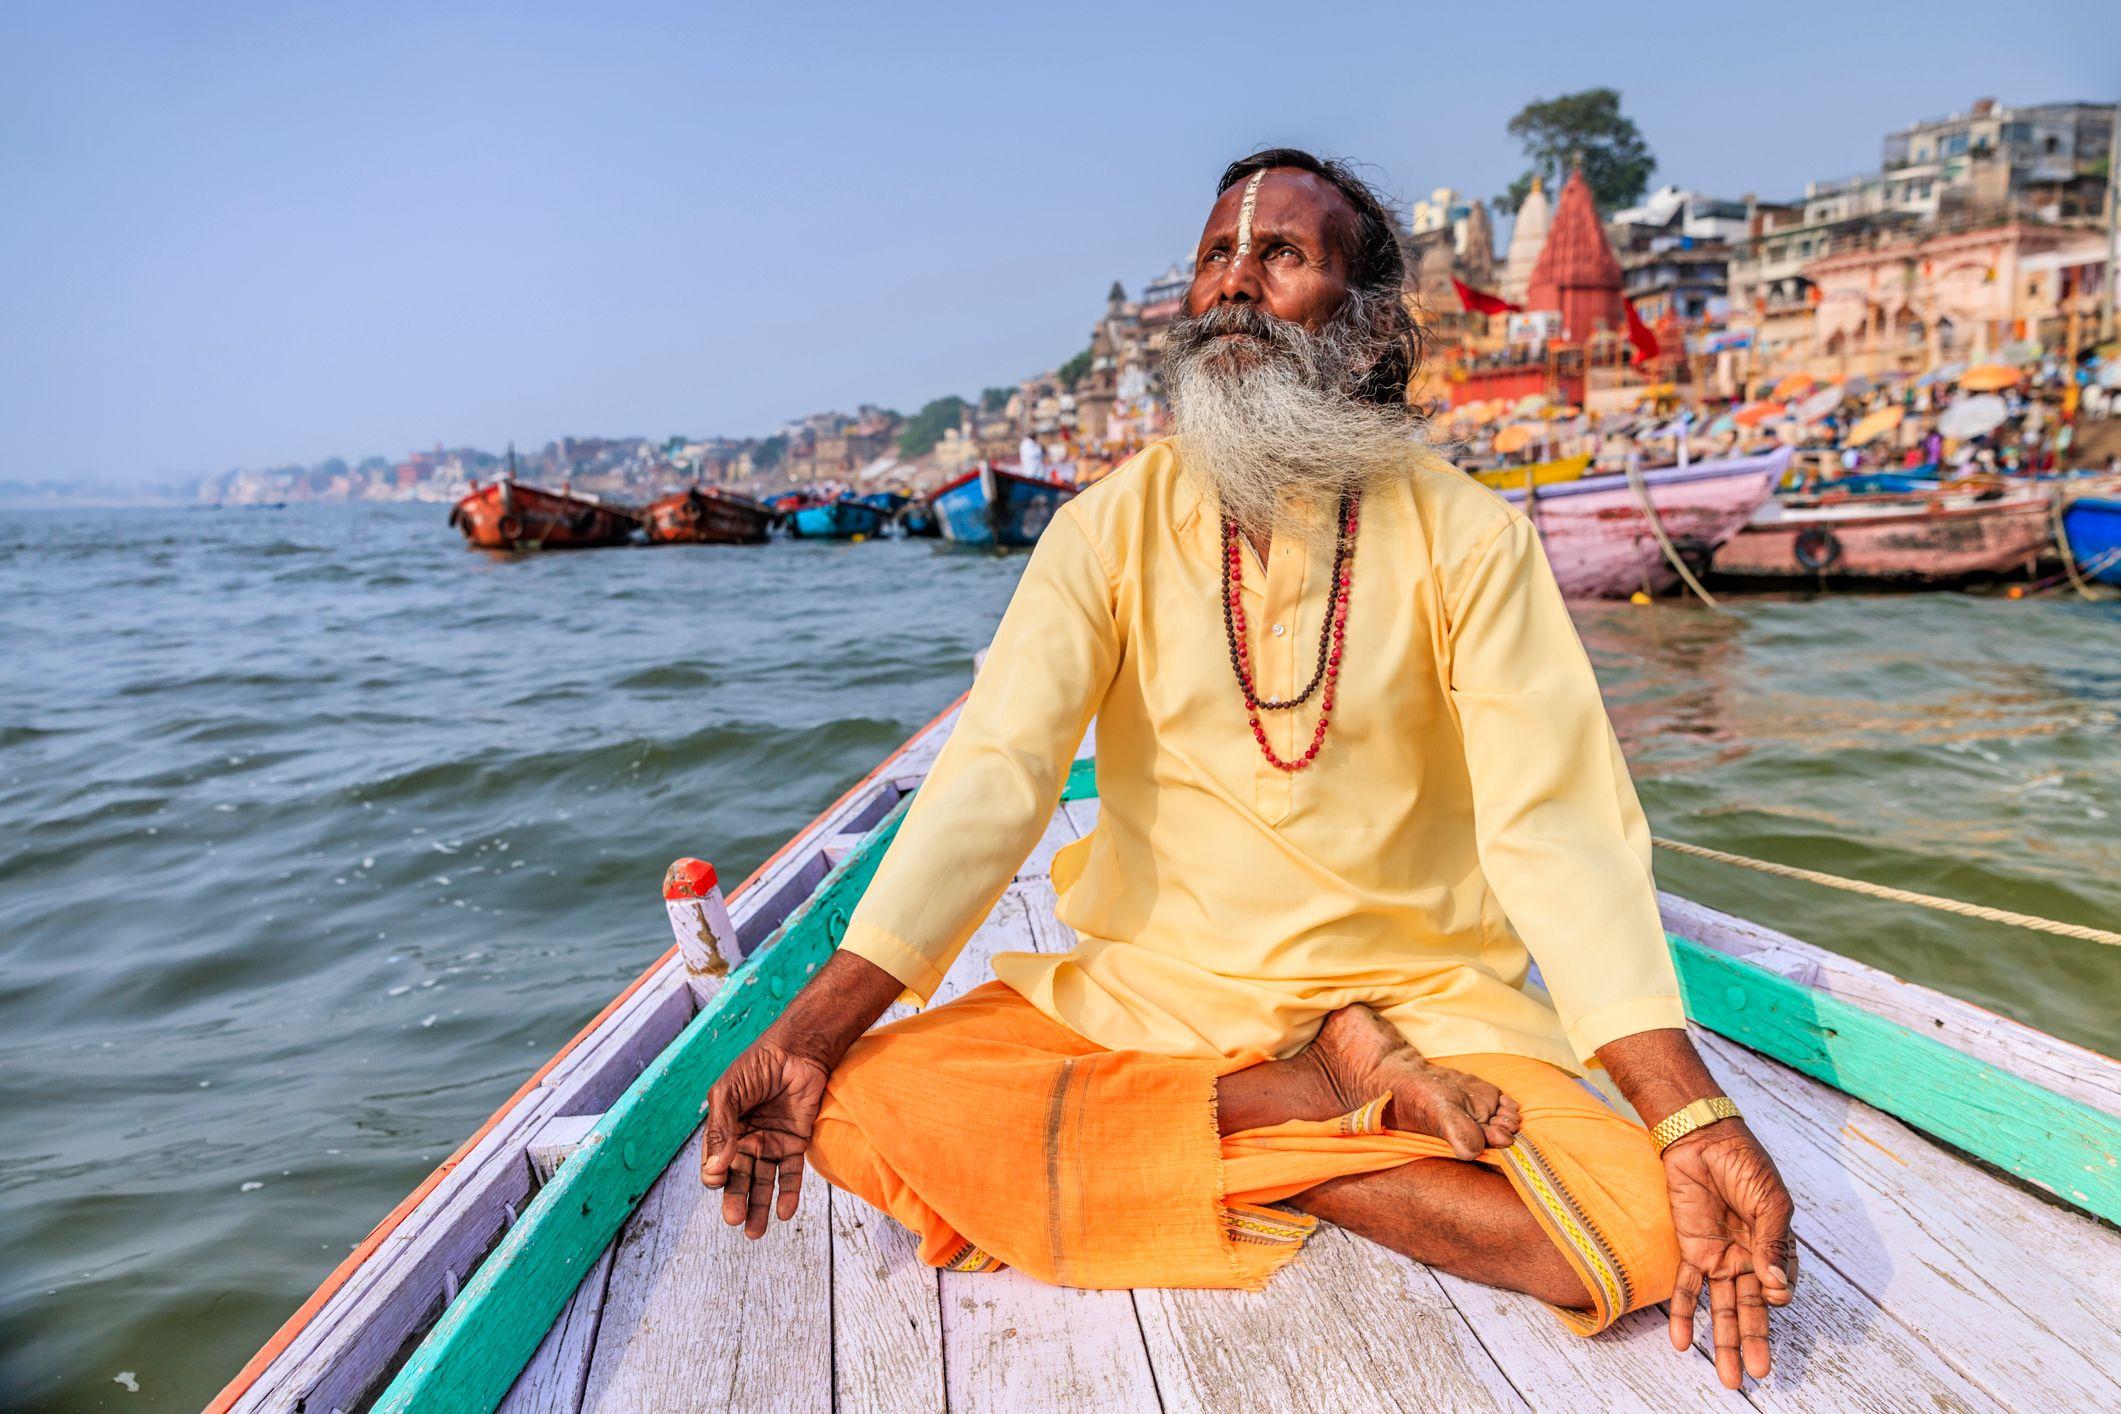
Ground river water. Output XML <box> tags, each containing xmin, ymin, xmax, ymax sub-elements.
<box><xmin>2</xmin><ymin>503</ymin><xmax>2116</xmax><ymax>1409</ymax></box>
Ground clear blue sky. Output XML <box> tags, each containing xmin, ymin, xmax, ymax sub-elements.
<box><xmin>2</xmin><ymin>2</ymin><xmax>2111</xmax><ymax>484</ymax></box>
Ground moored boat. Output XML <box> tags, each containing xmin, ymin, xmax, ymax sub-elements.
<box><xmin>642</xmin><ymin>486</ymin><xmax>776</xmax><ymax>545</ymax></box>
<box><xmin>789</xmin><ymin>496</ymin><xmax>889</xmax><ymax>540</ymax></box>
<box><xmin>2061</xmin><ymin>495</ymin><xmax>2121</xmax><ymax>585</ymax></box>
<box><xmin>449</xmin><ymin>476</ymin><xmax>640</xmax><ymax>551</ymax></box>
<box><xmin>932</xmin><ymin>461</ymin><xmax>1076</xmax><ymax>548</ymax></box>
<box><xmin>1712</xmin><ymin>484</ymin><xmax>2053</xmax><ymax>583</ymax></box>
<box><xmin>856</xmin><ymin>490</ymin><xmax>910</xmax><ymax>518</ymax></box>
<box><xmin>1498</xmin><ymin>448</ymin><xmax>1788</xmax><ymax>598</ymax></box>
<box><xmin>1808</xmin><ymin>470</ymin><xmax>1945</xmax><ymax>496</ymax></box>
<box><xmin>212</xmin><ymin>673</ymin><xmax>2121</xmax><ymax>1413</ymax></box>
<box><xmin>898</xmin><ymin>497</ymin><xmax>940</xmax><ymax>537</ymax></box>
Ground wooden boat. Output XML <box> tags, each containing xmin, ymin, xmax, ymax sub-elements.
<box><xmin>855</xmin><ymin>490</ymin><xmax>936</xmax><ymax>539</ymax></box>
<box><xmin>1470</xmin><ymin>452</ymin><xmax>1592</xmax><ymax>492</ymax></box>
<box><xmin>214</xmin><ymin>680</ymin><xmax>2121</xmax><ymax>1413</ymax></box>
<box><xmin>932</xmin><ymin>461</ymin><xmax>1077</xmax><ymax>548</ymax></box>
<box><xmin>857</xmin><ymin>490</ymin><xmax>911</xmax><ymax>518</ymax></box>
<box><xmin>449</xmin><ymin>477</ymin><xmax>640</xmax><ymax>551</ymax></box>
<box><xmin>1809</xmin><ymin>470</ymin><xmax>1945</xmax><ymax>496</ymax></box>
<box><xmin>642</xmin><ymin>486</ymin><xmax>776</xmax><ymax>545</ymax></box>
<box><xmin>1498</xmin><ymin>449</ymin><xmax>1788</xmax><ymax>599</ymax></box>
<box><xmin>1713</xmin><ymin>485</ymin><xmax>2053</xmax><ymax>583</ymax></box>
<box><xmin>2061</xmin><ymin>495</ymin><xmax>2121</xmax><ymax>585</ymax></box>
<box><xmin>789</xmin><ymin>497</ymin><xmax>889</xmax><ymax>540</ymax></box>
<box><xmin>898</xmin><ymin>497</ymin><xmax>940</xmax><ymax>538</ymax></box>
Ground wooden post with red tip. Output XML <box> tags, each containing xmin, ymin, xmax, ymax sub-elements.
<box><xmin>662</xmin><ymin>857</ymin><xmax>737</xmax><ymax>1005</ymax></box>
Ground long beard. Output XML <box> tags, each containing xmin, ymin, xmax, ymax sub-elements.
<box><xmin>1165</xmin><ymin>299</ymin><xmax>1427</xmax><ymax>543</ymax></box>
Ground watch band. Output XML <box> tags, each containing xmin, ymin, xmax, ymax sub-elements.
<box><xmin>1650</xmin><ymin>1096</ymin><xmax>1742</xmax><ymax>1153</ymax></box>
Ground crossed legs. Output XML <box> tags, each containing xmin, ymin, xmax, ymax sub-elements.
<box><xmin>1216</xmin><ymin>1005</ymin><xmax>1590</xmax><ymax>1309</ymax></box>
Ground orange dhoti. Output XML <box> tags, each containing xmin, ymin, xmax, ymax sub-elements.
<box><xmin>808</xmin><ymin>982</ymin><xmax>1679</xmax><ymax>1335</ymax></box>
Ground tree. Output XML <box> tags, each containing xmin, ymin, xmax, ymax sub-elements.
<box><xmin>1057</xmin><ymin>347</ymin><xmax>1093</xmax><ymax>391</ymax></box>
<box><xmin>980</xmin><ymin>386</ymin><xmax>1014</xmax><ymax>413</ymax></box>
<box><xmin>751</xmin><ymin>434</ymin><xmax>788</xmax><ymax>472</ymax></box>
<box><xmin>1497</xmin><ymin>88</ymin><xmax>1654</xmax><ymax>215</ymax></box>
<box><xmin>897</xmin><ymin>396</ymin><xmax>968</xmax><ymax>458</ymax></box>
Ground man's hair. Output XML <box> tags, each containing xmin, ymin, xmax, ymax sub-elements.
<box><xmin>1214</xmin><ymin>148</ymin><xmax>1423</xmax><ymax>407</ymax></box>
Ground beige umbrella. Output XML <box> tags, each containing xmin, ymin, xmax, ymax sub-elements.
<box><xmin>1844</xmin><ymin>406</ymin><xmax>1905</xmax><ymax>447</ymax></box>
<box><xmin>1493</xmin><ymin>423</ymin><xmax>1540</xmax><ymax>455</ymax></box>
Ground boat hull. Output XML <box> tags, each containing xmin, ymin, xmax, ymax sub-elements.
<box><xmin>449</xmin><ymin>480</ymin><xmax>639</xmax><ymax>550</ymax></box>
<box><xmin>643</xmin><ymin>488</ymin><xmax>775</xmax><ymax>545</ymax></box>
<box><xmin>790</xmin><ymin>500</ymin><xmax>888</xmax><ymax>539</ymax></box>
<box><xmin>1714</xmin><ymin>489</ymin><xmax>2053</xmax><ymax>582</ymax></box>
<box><xmin>1499</xmin><ymin>451</ymin><xmax>1787</xmax><ymax>599</ymax></box>
<box><xmin>933</xmin><ymin>464</ymin><xmax>1076</xmax><ymax>547</ymax></box>
<box><xmin>2062</xmin><ymin>497</ymin><xmax>2121</xmax><ymax>585</ymax></box>
<box><xmin>899</xmin><ymin>500</ymin><xmax>940</xmax><ymax>537</ymax></box>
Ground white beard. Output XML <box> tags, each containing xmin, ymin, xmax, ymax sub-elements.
<box><xmin>1165</xmin><ymin>306</ymin><xmax>1428</xmax><ymax>543</ymax></box>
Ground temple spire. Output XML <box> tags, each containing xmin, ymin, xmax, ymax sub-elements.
<box><xmin>1500</xmin><ymin>175</ymin><xmax>1550</xmax><ymax>307</ymax></box>
<box><xmin>1522</xmin><ymin>168</ymin><xmax>1624</xmax><ymax>341</ymax></box>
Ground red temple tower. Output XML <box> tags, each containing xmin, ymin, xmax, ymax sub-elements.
<box><xmin>1522</xmin><ymin>168</ymin><xmax>1625</xmax><ymax>342</ymax></box>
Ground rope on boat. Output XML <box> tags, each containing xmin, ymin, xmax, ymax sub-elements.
<box><xmin>1651</xmin><ymin>837</ymin><xmax>2121</xmax><ymax>947</ymax></box>
<box><xmin>1623</xmin><ymin>460</ymin><xmax>1727</xmax><ymax>612</ymax></box>
<box><xmin>2049</xmin><ymin>495</ymin><xmax>2106</xmax><ymax>602</ymax></box>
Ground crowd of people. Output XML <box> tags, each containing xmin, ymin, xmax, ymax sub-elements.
<box><xmin>1431</xmin><ymin>345</ymin><xmax>2121</xmax><ymax>486</ymax></box>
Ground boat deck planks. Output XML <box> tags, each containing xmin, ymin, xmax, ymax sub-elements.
<box><xmin>828</xmin><ymin>1187</ymin><xmax>943</xmax><ymax>1414</ymax></box>
<box><xmin>1132</xmin><ymin>1225</ymin><xmax>1528</xmax><ymax>1412</ymax></box>
<box><xmin>577</xmin><ymin>1142</ymin><xmax>834</xmax><ymax>1411</ymax></box>
<box><xmin>1699</xmin><ymin>1031</ymin><xmax>2121</xmax><ymax>1406</ymax></box>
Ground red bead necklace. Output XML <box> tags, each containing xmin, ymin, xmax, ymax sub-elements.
<box><xmin>1220</xmin><ymin>491</ymin><xmax>1359</xmax><ymax>772</ymax></box>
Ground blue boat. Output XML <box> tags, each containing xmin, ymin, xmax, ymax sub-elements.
<box><xmin>1813</xmin><ymin>471</ymin><xmax>1944</xmax><ymax>496</ymax></box>
<box><xmin>931</xmin><ymin>462</ymin><xmax>1076</xmax><ymax>548</ymax></box>
<box><xmin>2062</xmin><ymin>496</ymin><xmax>2121</xmax><ymax>585</ymax></box>
<box><xmin>789</xmin><ymin>497</ymin><xmax>888</xmax><ymax>540</ymax></box>
<box><xmin>898</xmin><ymin>498</ymin><xmax>939</xmax><ymax>538</ymax></box>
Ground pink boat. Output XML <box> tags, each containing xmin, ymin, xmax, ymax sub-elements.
<box><xmin>1498</xmin><ymin>449</ymin><xmax>1789</xmax><ymax>599</ymax></box>
<box><xmin>1712</xmin><ymin>484</ymin><xmax>2054</xmax><ymax>582</ymax></box>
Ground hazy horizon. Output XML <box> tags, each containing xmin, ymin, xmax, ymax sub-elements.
<box><xmin>3</xmin><ymin>1</ymin><xmax>2112</xmax><ymax>485</ymax></box>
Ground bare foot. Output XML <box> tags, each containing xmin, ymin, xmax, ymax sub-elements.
<box><xmin>1308</xmin><ymin>1005</ymin><xmax>1520</xmax><ymax>1160</ymax></box>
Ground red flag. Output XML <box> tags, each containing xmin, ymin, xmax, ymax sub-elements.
<box><xmin>1624</xmin><ymin>298</ymin><xmax>1660</xmax><ymax>366</ymax></box>
<box><xmin>1451</xmin><ymin>276</ymin><xmax>1521</xmax><ymax>316</ymax></box>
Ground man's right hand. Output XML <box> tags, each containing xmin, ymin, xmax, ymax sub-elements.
<box><xmin>701</xmin><ymin>1038</ymin><xmax>831</xmax><ymax>1237</ymax></box>
<box><xmin>698</xmin><ymin>949</ymin><xmax>909</xmax><ymax>1237</ymax></box>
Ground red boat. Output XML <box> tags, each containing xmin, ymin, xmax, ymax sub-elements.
<box><xmin>642</xmin><ymin>486</ymin><xmax>777</xmax><ymax>544</ymax></box>
<box><xmin>450</xmin><ymin>478</ymin><xmax>640</xmax><ymax>551</ymax></box>
<box><xmin>1712</xmin><ymin>485</ymin><xmax>2053</xmax><ymax>582</ymax></box>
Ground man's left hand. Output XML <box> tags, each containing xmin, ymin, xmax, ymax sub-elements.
<box><xmin>1661</xmin><ymin>1119</ymin><xmax>1797</xmax><ymax>1390</ymax></box>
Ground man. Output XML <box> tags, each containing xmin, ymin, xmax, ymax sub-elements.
<box><xmin>703</xmin><ymin>149</ymin><xmax>1797</xmax><ymax>1391</ymax></box>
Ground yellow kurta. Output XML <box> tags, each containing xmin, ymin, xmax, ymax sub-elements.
<box><xmin>839</xmin><ymin>439</ymin><xmax>1684</xmax><ymax>1074</ymax></box>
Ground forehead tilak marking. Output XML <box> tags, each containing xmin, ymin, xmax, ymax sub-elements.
<box><xmin>1234</xmin><ymin>171</ymin><xmax>1264</xmax><ymax>258</ymax></box>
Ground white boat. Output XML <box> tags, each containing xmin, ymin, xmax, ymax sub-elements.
<box><xmin>214</xmin><ymin>675</ymin><xmax>2121</xmax><ymax>1413</ymax></box>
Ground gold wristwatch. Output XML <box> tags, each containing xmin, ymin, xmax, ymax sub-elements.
<box><xmin>1650</xmin><ymin>1096</ymin><xmax>1742</xmax><ymax>1153</ymax></box>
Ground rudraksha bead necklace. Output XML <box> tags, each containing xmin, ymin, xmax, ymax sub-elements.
<box><xmin>1220</xmin><ymin>491</ymin><xmax>1359</xmax><ymax>772</ymax></box>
